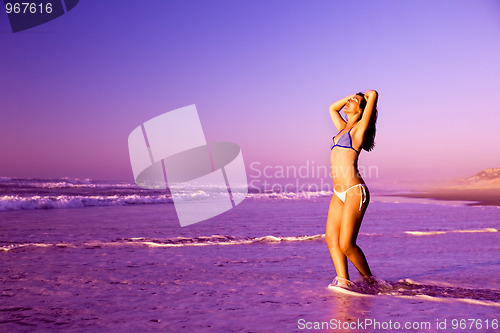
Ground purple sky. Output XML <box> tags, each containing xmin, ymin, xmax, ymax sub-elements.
<box><xmin>1</xmin><ymin>0</ymin><xmax>499</xmax><ymax>187</ymax></box>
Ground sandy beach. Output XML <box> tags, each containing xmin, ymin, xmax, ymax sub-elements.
<box><xmin>394</xmin><ymin>188</ymin><xmax>500</xmax><ymax>206</ymax></box>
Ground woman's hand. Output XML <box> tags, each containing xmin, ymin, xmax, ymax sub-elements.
<box><xmin>330</xmin><ymin>94</ymin><xmax>357</xmax><ymax>112</ymax></box>
<box><xmin>329</xmin><ymin>94</ymin><xmax>356</xmax><ymax>130</ymax></box>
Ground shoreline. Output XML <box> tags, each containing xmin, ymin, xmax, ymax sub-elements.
<box><xmin>391</xmin><ymin>188</ymin><xmax>500</xmax><ymax>207</ymax></box>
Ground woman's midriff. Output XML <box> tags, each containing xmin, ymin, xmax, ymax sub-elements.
<box><xmin>330</xmin><ymin>148</ymin><xmax>365</xmax><ymax>192</ymax></box>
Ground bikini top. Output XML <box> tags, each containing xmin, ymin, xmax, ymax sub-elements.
<box><xmin>331</xmin><ymin>127</ymin><xmax>360</xmax><ymax>154</ymax></box>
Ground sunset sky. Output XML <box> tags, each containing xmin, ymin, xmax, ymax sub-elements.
<box><xmin>1</xmin><ymin>0</ymin><xmax>499</xmax><ymax>188</ymax></box>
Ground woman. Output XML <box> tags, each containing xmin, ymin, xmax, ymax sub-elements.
<box><xmin>326</xmin><ymin>90</ymin><xmax>378</xmax><ymax>290</ymax></box>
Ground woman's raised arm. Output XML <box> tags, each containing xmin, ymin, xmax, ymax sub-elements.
<box><xmin>329</xmin><ymin>94</ymin><xmax>355</xmax><ymax>131</ymax></box>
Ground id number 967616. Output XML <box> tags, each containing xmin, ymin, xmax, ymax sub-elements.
<box><xmin>6</xmin><ymin>2</ymin><xmax>53</xmax><ymax>14</ymax></box>
<box><xmin>451</xmin><ymin>318</ymin><xmax>498</xmax><ymax>330</ymax></box>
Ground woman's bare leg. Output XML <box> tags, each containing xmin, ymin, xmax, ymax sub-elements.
<box><xmin>325</xmin><ymin>195</ymin><xmax>349</xmax><ymax>280</ymax></box>
<box><xmin>339</xmin><ymin>187</ymin><xmax>372</xmax><ymax>277</ymax></box>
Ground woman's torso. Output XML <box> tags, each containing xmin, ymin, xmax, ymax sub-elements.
<box><xmin>330</xmin><ymin>127</ymin><xmax>365</xmax><ymax>189</ymax></box>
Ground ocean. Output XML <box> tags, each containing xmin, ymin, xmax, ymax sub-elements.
<box><xmin>1</xmin><ymin>178</ymin><xmax>499</xmax><ymax>332</ymax></box>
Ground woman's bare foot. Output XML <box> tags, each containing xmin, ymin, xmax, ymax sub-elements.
<box><xmin>328</xmin><ymin>276</ymin><xmax>359</xmax><ymax>291</ymax></box>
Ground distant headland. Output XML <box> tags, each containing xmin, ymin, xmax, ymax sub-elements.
<box><xmin>398</xmin><ymin>168</ymin><xmax>500</xmax><ymax>206</ymax></box>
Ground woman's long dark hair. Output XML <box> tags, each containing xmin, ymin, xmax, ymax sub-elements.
<box><xmin>356</xmin><ymin>92</ymin><xmax>377</xmax><ymax>151</ymax></box>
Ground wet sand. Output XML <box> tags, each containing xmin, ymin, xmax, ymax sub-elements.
<box><xmin>394</xmin><ymin>188</ymin><xmax>500</xmax><ymax>206</ymax></box>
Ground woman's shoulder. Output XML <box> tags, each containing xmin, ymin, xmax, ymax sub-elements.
<box><xmin>350</xmin><ymin>123</ymin><xmax>366</xmax><ymax>145</ymax></box>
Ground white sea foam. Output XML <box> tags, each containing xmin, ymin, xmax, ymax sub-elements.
<box><xmin>247</xmin><ymin>190</ymin><xmax>332</xmax><ymax>200</ymax></box>
<box><xmin>404</xmin><ymin>228</ymin><xmax>498</xmax><ymax>236</ymax></box>
<box><xmin>0</xmin><ymin>234</ymin><xmax>325</xmax><ymax>252</ymax></box>
<box><xmin>0</xmin><ymin>194</ymin><xmax>173</xmax><ymax>211</ymax></box>
<box><xmin>385</xmin><ymin>279</ymin><xmax>500</xmax><ymax>307</ymax></box>
<box><xmin>329</xmin><ymin>277</ymin><xmax>500</xmax><ymax>307</ymax></box>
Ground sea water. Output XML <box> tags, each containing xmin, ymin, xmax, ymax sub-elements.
<box><xmin>1</xmin><ymin>178</ymin><xmax>499</xmax><ymax>332</ymax></box>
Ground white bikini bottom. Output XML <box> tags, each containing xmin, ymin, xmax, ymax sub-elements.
<box><xmin>334</xmin><ymin>184</ymin><xmax>368</xmax><ymax>211</ymax></box>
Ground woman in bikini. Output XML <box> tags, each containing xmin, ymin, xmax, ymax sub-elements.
<box><xmin>326</xmin><ymin>90</ymin><xmax>378</xmax><ymax>289</ymax></box>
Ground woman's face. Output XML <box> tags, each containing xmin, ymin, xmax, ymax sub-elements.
<box><xmin>344</xmin><ymin>95</ymin><xmax>364</xmax><ymax>114</ymax></box>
